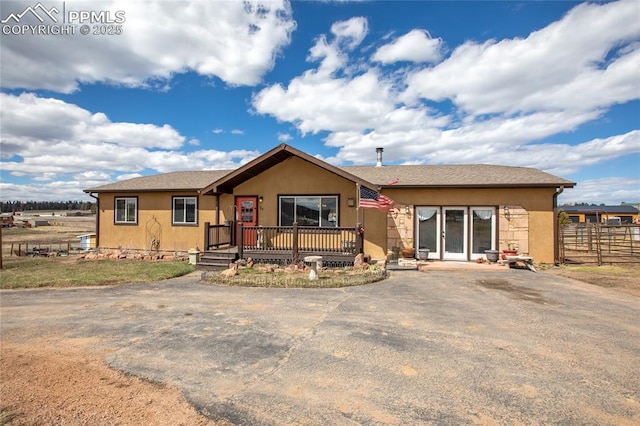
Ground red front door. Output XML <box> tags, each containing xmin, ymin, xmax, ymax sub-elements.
<box><xmin>235</xmin><ymin>196</ymin><xmax>258</xmax><ymax>246</ymax></box>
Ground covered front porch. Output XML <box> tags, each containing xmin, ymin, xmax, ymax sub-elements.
<box><xmin>199</xmin><ymin>222</ymin><xmax>364</xmax><ymax>269</ymax></box>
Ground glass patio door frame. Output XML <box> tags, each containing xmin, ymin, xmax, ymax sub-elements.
<box><xmin>442</xmin><ymin>207</ymin><xmax>468</xmax><ymax>260</ymax></box>
<box><xmin>469</xmin><ymin>207</ymin><xmax>497</xmax><ymax>260</ymax></box>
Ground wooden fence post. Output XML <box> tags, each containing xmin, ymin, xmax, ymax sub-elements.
<box><xmin>558</xmin><ymin>225</ymin><xmax>564</xmax><ymax>264</ymax></box>
<box><xmin>595</xmin><ymin>224</ymin><xmax>603</xmax><ymax>266</ymax></box>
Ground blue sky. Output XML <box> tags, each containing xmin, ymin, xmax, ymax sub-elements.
<box><xmin>1</xmin><ymin>0</ymin><xmax>638</xmax><ymax>204</ymax></box>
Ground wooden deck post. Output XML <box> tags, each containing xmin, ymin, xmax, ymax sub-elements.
<box><xmin>204</xmin><ymin>222</ymin><xmax>210</xmax><ymax>251</ymax></box>
<box><xmin>237</xmin><ymin>222</ymin><xmax>244</xmax><ymax>260</ymax></box>
<box><xmin>232</xmin><ymin>221</ymin><xmax>236</xmax><ymax>246</ymax></box>
<box><xmin>356</xmin><ymin>223</ymin><xmax>364</xmax><ymax>254</ymax></box>
<box><xmin>292</xmin><ymin>223</ymin><xmax>299</xmax><ymax>264</ymax></box>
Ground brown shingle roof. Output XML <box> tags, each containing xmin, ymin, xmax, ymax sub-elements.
<box><xmin>84</xmin><ymin>156</ymin><xmax>575</xmax><ymax>193</ymax></box>
<box><xmin>342</xmin><ymin>165</ymin><xmax>575</xmax><ymax>188</ymax></box>
<box><xmin>84</xmin><ymin>170</ymin><xmax>231</xmax><ymax>193</ymax></box>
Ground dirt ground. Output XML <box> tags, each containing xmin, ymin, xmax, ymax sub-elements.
<box><xmin>1</xmin><ymin>218</ymin><xmax>638</xmax><ymax>424</ymax></box>
<box><xmin>0</xmin><ymin>335</ymin><xmax>225</xmax><ymax>425</ymax></box>
<box><xmin>546</xmin><ymin>263</ymin><xmax>640</xmax><ymax>297</ymax></box>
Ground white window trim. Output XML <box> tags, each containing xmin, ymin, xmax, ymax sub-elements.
<box><xmin>172</xmin><ymin>196</ymin><xmax>198</xmax><ymax>225</ymax></box>
<box><xmin>114</xmin><ymin>197</ymin><xmax>137</xmax><ymax>224</ymax></box>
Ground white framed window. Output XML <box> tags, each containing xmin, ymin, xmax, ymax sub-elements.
<box><xmin>115</xmin><ymin>197</ymin><xmax>137</xmax><ymax>224</ymax></box>
<box><xmin>279</xmin><ymin>196</ymin><xmax>338</xmax><ymax>227</ymax></box>
<box><xmin>173</xmin><ymin>196</ymin><xmax>198</xmax><ymax>225</ymax></box>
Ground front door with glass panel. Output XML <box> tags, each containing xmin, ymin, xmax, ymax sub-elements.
<box><xmin>235</xmin><ymin>196</ymin><xmax>258</xmax><ymax>246</ymax></box>
<box><xmin>443</xmin><ymin>207</ymin><xmax>468</xmax><ymax>260</ymax></box>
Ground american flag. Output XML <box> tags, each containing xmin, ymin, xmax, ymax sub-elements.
<box><xmin>359</xmin><ymin>186</ymin><xmax>395</xmax><ymax>211</ymax></box>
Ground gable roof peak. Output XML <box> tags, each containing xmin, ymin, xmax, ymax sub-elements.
<box><xmin>201</xmin><ymin>143</ymin><xmax>376</xmax><ymax>194</ymax></box>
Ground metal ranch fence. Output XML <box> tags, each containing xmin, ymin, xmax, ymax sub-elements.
<box><xmin>559</xmin><ymin>223</ymin><xmax>640</xmax><ymax>265</ymax></box>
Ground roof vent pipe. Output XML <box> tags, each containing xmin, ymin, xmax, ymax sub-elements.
<box><xmin>376</xmin><ymin>147</ymin><xmax>384</xmax><ymax>167</ymax></box>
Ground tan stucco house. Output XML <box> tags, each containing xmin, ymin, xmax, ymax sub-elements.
<box><xmin>84</xmin><ymin>144</ymin><xmax>575</xmax><ymax>265</ymax></box>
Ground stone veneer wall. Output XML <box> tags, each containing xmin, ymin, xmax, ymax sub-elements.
<box><xmin>387</xmin><ymin>206</ymin><xmax>414</xmax><ymax>256</ymax></box>
<box><xmin>499</xmin><ymin>205</ymin><xmax>529</xmax><ymax>255</ymax></box>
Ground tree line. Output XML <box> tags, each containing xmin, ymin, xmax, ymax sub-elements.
<box><xmin>1</xmin><ymin>200</ymin><xmax>95</xmax><ymax>213</ymax></box>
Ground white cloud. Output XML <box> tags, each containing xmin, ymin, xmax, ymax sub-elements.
<box><xmin>74</xmin><ymin>170</ymin><xmax>112</xmax><ymax>182</ymax></box>
<box><xmin>2</xmin><ymin>93</ymin><xmax>184</xmax><ymax>150</ymax></box>
<box><xmin>558</xmin><ymin>177</ymin><xmax>640</xmax><ymax>206</ymax></box>
<box><xmin>372</xmin><ymin>30</ymin><xmax>442</xmax><ymax>64</ymax></box>
<box><xmin>277</xmin><ymin>133</ymin><xmax>292</xmax><ymax>142</ymax></box>
<box><xmin>0</xmin><ymin>93</ymin><xmax>260</xmax><ymax>182</ymax></box>
<box><xmin>0</xmin><ymin>0</ymin><xmax>296</xmax><ymax>92</ymax></box>
<box><xmin>0</xmin><ymin>180</ymin><xmax>97</xmax><ymax>202</ymax></box>
<box><xmin>254</xmin><ymin>70</ymin><xmax>397</xmax><ymax>134</ymax></box>
<box><xmin>402</xmin><ymin>0</ymin><xmax>640</xmax><ymax>116</ymax></box>
<box><xmin>444</xmin><ymin>130</ymin><xmax>640</xmax><ymax>176</ymax></box>
<box><xmin>253</xmin><ymin>0</ymin><xmax>640</xmax><ymax>184</ymax></box>
<box><xmin>212</xmin><ymin>128</ymin><xmax>224</xmax><ymax>134</ymax></box>
<box><xmin>116</xmin><ymin>173</ymin><xmax>143</xmax><ymax>181</ymax></box>
<box><xmin>330</xmin><ymin>17</ymin><xmax>368</xmax><ymax>50</ymax></box>
<box><xmin>304</xmin><ymin>17</ymin><xmax>368</xmax><ymax>78</ymax></box>
<box><xmin>230</xmin><ymin>129</ymin><xmax>245</xmax><ymax>135</ymax></box>
<box><xmin>143</xmin><ymin>148</ymin><xmax>259</xmax><ymax>173</ymax></box>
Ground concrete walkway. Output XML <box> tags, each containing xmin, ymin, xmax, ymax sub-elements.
<box><xmin>2</xmin><ymin>269</ymin><xmax>639</xmax><ymax>425</ymax></box>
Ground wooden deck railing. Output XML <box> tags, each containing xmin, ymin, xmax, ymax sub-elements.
<box><xmin>204</xmin><ymin>222</ymin><xmax>364</xmax><ymax>264</ymax></box>
<box><xmin>204</xmin><ymin>222</ymin><xmax>232</xmax><ymax>250</ymax></box>
<box><xmin>237</xmin><ymin>223</ymin><xmax>363</xmax><ymax>262</ymax></box>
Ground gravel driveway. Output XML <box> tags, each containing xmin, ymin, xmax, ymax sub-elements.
<box><xmin>2</xmin><ymin>269</ymin><xmax>639</xmax><ymax>425</ymax></box>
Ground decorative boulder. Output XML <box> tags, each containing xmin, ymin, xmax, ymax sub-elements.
<box><xmin>221</xmin><ymin>268</ymin><xmax>238</xmax><ymax>277</ymax></box>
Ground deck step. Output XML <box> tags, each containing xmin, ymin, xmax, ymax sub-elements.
<box><xmin>197</xmin><ymin>250</ymin><xmax>238</xmax><ymax>270</ymax></box>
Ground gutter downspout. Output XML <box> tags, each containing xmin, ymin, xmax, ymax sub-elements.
<box><xmin>554</xmin><ymin>186</ymin><xmax>564</xmax><ymax>265</ymax></box>
<box><xmin>88</xmin><ymin>193</ymin><xmax>99</xmax><ymax>249</ymax></box>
